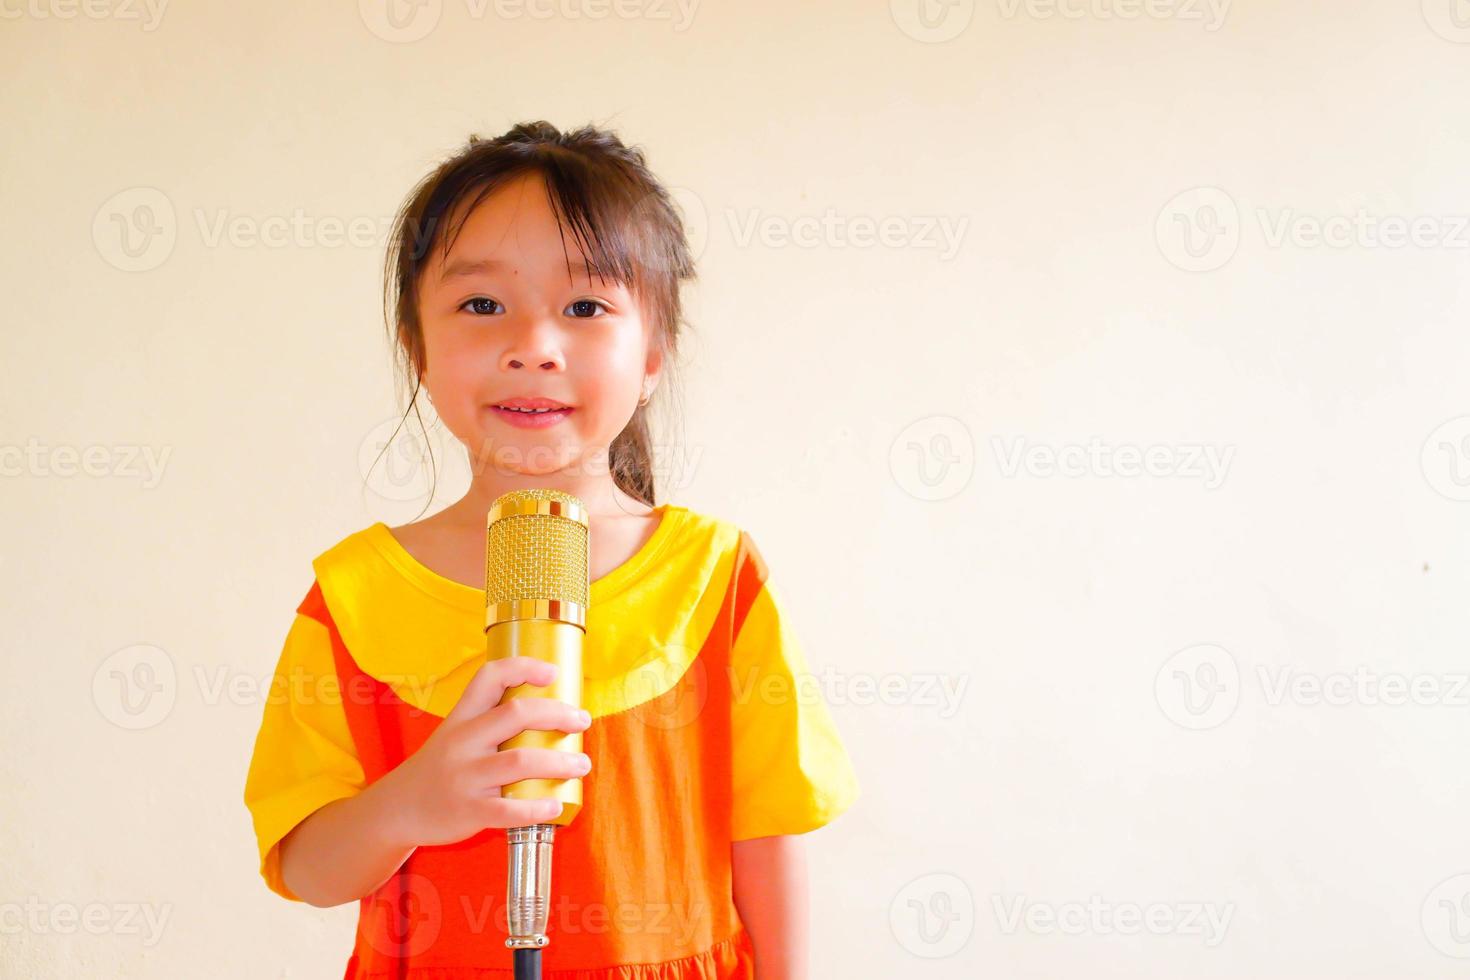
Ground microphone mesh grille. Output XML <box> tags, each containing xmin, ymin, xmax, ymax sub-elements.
<box><xmin>485</xmin><ymin>489</ymin><xmax>589</xmax><ymax>606</ymax></box>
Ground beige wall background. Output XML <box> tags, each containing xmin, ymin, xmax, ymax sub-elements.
<box><xmin>4</xmin><ymin>0</ymin><xmax>1470</xmax><ymax>976</ymax></box>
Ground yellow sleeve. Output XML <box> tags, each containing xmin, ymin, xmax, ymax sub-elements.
<box><xmin>242</xmin><ymin>610</ymin><xmax>366</xmax><ymax>901</ymax></box>
<box><xmin>729</xmin><ymin>545</ymin><xmax>860</xmax><ymax>841</ymax></box>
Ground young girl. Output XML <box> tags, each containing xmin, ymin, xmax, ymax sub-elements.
<box><xmin>243</xmin><ymin>121</ymin><xmax>859</xmax><ymax>980</ymax></box>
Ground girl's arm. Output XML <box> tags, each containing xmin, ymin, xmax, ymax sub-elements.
<box><xmin>731</xmin><ymin>835</ymin><xmax>809</xmax><ymax>980</ymax></box>
<box><xmin>280</xmin><ymin>657</ymin><xmax>588</xmax><ymax>907</ymax></box>
<box><xmin>279</xmin><ymin>772</ymin><xmax>419</xmax><ymax>907</ymax></box>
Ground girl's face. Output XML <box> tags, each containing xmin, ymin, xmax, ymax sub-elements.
<box><xmin>416</xmin><ymin>172</ymin><xmax>661</xmax><ymax>479</ymax></box>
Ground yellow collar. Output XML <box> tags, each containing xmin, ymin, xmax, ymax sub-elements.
<box><xmin>308</xmin><ymin>506</ymin><xmax>737</xmax><ymax>719</ymax></box>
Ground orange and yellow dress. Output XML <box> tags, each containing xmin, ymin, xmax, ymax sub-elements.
<box><xmin>243</xmin><ymin>503</ymin><xmax>860</xmax><ymax>979</ymax></box>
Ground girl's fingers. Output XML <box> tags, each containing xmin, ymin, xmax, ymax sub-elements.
<box><xmin>483</xmin><ymin>795</ymin><xmax>565</xmax><ymax>827</ymax></box>
<box><xmin>482</xmin><ymin>746</ymin><xmax>592</xmax><ymax>786</ymax></box>
<box><xmin>444</xmin><ymin>656</ymin><xmax>558</xmax><ymax>724</ymax></box>
<box><xmin>469</xmin><ymin>695</ymin><xmax>591</xmax><ymax>748</ymax></box>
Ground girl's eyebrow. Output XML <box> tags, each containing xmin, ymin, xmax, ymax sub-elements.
<box><xmin>439</xmin><ymin>256</ymin><xmax>597</xmax><ymax>283</ymax></box>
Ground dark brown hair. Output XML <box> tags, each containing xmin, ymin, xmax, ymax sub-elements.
<box><xmin>370</xmin><ymin>121</ymin><xmax>697</xmax><ymax>516</ymax></box>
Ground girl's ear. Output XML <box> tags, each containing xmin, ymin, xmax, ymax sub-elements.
<box><xmin>641</xmin><ymin>346</ymin><xmax>664</xmax><ymax>405</ymax></box>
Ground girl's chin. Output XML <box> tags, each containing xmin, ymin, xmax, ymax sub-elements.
<box><xmin>467</xmin><ymin>438</ymin><xmax>587</xmax><ymax>477</ymax></box>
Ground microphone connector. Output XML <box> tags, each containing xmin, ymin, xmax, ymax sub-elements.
<box><xmin>505</xmin><ymin>823</ymin><xmax>557</xmax><ymax>949</ymax></box>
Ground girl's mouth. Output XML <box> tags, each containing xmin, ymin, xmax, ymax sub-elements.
<box><xmin>489</xmin><ymin>404</ymin><xmax>575</xmax><ymax>429</ymax></box>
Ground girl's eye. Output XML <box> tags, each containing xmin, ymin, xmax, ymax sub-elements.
<box><xmin>461</xmin><ymin>297</ymin><xmax>502</xmax><ymax>316</ymax></box>
<box><xmin>566</xmin><ymin>299</ymin><xmax>608</xmax><ymax>319</ymax></box>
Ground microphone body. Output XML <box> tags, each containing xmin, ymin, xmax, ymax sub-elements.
<box><xmin>482</xmin><ymin>489</ymin><xmax>591</xmax><ymax>958</ymax></box>
<box><xmin>484</xmin><ymin>616</ymin><xmax>584</xmax><ymax>823</ymax></box>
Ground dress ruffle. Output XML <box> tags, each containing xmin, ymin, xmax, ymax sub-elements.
<box><xmin>343</xmin><ymin>925</ymin><xmax>755</xmax><ymax>979</ymax></box>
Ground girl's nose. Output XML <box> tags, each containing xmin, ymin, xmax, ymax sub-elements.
<box><xmin>500</xmin><ymin>319</ymin><xmax>566</xmax><ymax>372</ymax></box>
<box><xmin>505</xmin><ymin>354</ymin><xmax>563</xmax><ymax>371</ymax></box>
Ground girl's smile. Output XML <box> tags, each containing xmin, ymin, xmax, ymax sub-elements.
<box><xmin>487</xmin><ymin>403</ymin><xmax>576</xmax><ymax>429</ymax></box>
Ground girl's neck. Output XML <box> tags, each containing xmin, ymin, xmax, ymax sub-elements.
<box><xmin>440</xmin><ymin>473</ymin><xmax>651</xmax><ymax>528</ymax></box>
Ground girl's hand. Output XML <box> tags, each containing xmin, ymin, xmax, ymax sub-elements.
<box><xmin>383</xmin><ymin>656</ymin><xmax>591</xmax><ymax>847</ymax></box>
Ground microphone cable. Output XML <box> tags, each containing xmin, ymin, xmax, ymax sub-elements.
<box><xmin>513</xmin><ymin>947</ymin><xmax>541</xmax><ymax>980</ymax></box>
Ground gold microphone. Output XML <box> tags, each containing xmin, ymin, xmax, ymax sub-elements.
<box><xmin>482</xmin><ymin>488</ymin><xmax>589</xmax><ymax>970</ymax></box>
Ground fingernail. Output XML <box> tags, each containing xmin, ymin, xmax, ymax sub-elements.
<box><xmin>577</xmin><ymin>754</ymin><xmax>591</xmax><ymax>772</ymax></box>
<box><xmin>578</xmin><ymin>709</ymin><xmax>592</xmax><ymax>725</ymax></box>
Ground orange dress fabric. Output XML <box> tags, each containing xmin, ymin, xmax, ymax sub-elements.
<box><xmin>243</xmin><ymin>504</ymin><xmax>860</xmax><ymax>980</ymax></box>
